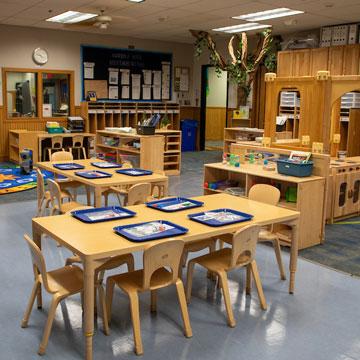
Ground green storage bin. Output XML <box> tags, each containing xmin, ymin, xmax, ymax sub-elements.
<box><xmin>46</xmin><ymin>127</ymin><xmax>64</xmax><ymax>134</ymax></box>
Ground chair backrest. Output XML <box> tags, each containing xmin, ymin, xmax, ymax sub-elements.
<box><xmin>248</xmin><ymin>184</ymin><xmax>280</xmax><ymax>206</ymax></box>
<box><xmin>230</xmin><ymin>225</ymin><xmax>260</xmax><ymax>268</ymax></box>
<box><xmin>47</xmin><ymin>178</ymin><xmax>62</xmax><ymax>212</ymax></box>
<box><xmin>51</xmin><ymin>151</ymin><xmax>73</xmax><ymax>162</ymax></box>
<box><xmin>127</xmin><ymin>183</ymin><xmax>152</xmax><ymax>205</ymax></box>
<box><xmin>72</xmin><ymin>135</ymin><xmax>84</xmax><ymax>148</ymax></box>
<box><xmin>36</xmin><ymin>168</ymin><xmax>46</xmax><ymax>204</ymax></box>
<box><xmin>51</xmin><ymin>136</ymin><xmax>63</xmax><ymax>149</ymax></box>
<box><xmin>23</xmin><ymin>234</ymin><xmax>55</xmax><ymax>293</ymax></box>
<box><xmin>121</xmin><ymin>161</ymin><xmax>133</xmax><ymax>169</ymax></box>
<box><xmin>142</xmin><ymin>239</ymin><xmax>184</xmax><ymax>289</ymax></box>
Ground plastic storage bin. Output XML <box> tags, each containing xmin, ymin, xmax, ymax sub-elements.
<box><xmin>277</xmin><ymin>159</ymin><xmax>313</xmax><ymax>177</ymax></box>
<box><xmin>181</xmin><ymin>119</ymin><xmax>198</xmax><ymax>152</ymax></box>
<box><xmin>46</xmin><ymin>126</ymin><xmax>64</xmax><ymax>134</ymax></box>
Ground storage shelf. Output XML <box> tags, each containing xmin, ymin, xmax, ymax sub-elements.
<box><xmin>96</xmin><ymin>143</ymin><xmax>140</xmax><ymax>154</ymax></box>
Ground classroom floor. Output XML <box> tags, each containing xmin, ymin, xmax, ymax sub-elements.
<box><xmin>1</xmin><ymin>151</ymin><xmax>360</xmax><ymax>360</ymax></box>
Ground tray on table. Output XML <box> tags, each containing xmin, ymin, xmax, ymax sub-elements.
<box><xmin>75</xmin><ymin>170</ymin><xmax>113</xmax><ymax>179</ymax></box>
<box><xmin>146</xmin><ymin>197</ymin><xmax>203</xmax><ymax>212</ymax></box>
<box><xmin>91</xmin><ymin>161</ymin><xmax>123</xmax><ymax>169</ymax></box>
<box><xmin>116</xmin><ymin>168</ymin><xmax>153</xmax><ymax>176</ymax></box>
<box><xmin>71</xmin><ymin>206</ymin><xmax>136</xmax><ymax>223</ymax></box>
<box><xmin>114</xmin><ymin>220</ymin><xmax>188</xmax><ymax>242</ymax></box>
<box><xmin>188</xmin><ymin>208</ymin><xmax>253</xmax><ymax>227</ymax></box>
<box><xmin>53</xmin><ymin>163</ymin><xmax>85</xmax><ymax>170</ymax></box>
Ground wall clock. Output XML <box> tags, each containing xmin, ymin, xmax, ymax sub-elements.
<box><xmin>32</xmin><ymin>47</ymin><xmax>48</xmax><ymax>65</ymax></box>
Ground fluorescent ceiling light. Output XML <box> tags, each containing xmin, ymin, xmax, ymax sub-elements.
<box><xmin>233</xmin><ymin>8</ymin><xmax>304</xmax><ymax>21</ymax></box>
<box><xmin>127</xmin><ymin>0</ymin><xmax>145</xmax><ymax>2</ymax></box>
<box><xmin>213</xmin><ymin>23</ymin><xmax>271</xmax><ymax>33</ymax></box>
<box><xmin>46</xmin><ymin>11</ymin><xmax>98</xmax><ymax>24</ymax></box>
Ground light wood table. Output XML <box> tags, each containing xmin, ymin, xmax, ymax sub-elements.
<box><xmin>32</xmin><ymin>193</ymin><xmax>299</xmax><ymax>360</ymax></box>
<box><xmin>36</xmin><ymin>159</ymin><xmax>168</xmax><ymax>207</ymax></box>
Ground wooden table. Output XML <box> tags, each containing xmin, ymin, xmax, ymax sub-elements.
<box><xmin>32</xmin><ymin>193</ymin><xmax>299</xmax><ymax>360</ymax></box>
<box><xmin>36</xmin><ymin>159</ymin><xmax>169</xmax><ymax>207</ymax></box>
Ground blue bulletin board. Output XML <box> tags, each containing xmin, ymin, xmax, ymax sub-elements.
<box><xmin>81</xmin><ymin>45</ymin><xmax>172</xmax><ymax>102</ymax></box>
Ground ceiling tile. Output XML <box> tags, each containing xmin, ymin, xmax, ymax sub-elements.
<box><xmin>177</xmin><ymin>0</ymin><xmax>256</xmax><ymax>13</ymax></box>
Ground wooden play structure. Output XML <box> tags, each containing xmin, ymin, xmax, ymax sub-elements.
<box><xmin>263</xmin><ymin>72</ymin><xmax>360</xmax><ymax>157</ymax></box>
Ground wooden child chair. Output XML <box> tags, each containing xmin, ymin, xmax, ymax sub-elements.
<box><xmin>21</xmin><ymin>234</ymin><xmax>83</xmax><ymax>355</ymax></box>
<box><xmin>43</xmin><ymin>136</ymin><xmax>64</xmax><ymax>161</ymax></box>
<box><xmin>186</xmin><ymin>225</ymin><xmax>267</xmax><ymax>328</ymax></box>
<box><xmin>69</xmin><ymin>135</ymin><xmax>87</xmax><ymax>160</ymax></box>
<box><xmin>47</xmin><ymin>178</ymin><xmax>84</xmax><ymax>215</ymax></box>
<box><xmin>36</xmin><ymin>168</ymin><xmax>72</xmax><ymax>217</ymax></box>
<box><xmin>105</xmin><ymin>182</ymin><xmax>152</xmax><ymax>207</ymax></box>
<box><xmin>219</xmin><ymin>184</ymin><xmax>286</xmax><ymax>280</ymax></box>
<box><xmin>106</xmin><ymin>239</ymin><xmax>192</xmax><ymax>355</ymax></box>
<box><xmin>51</xmin><ymin>151</ymin><xmax>91</xmax><ymax>205</ymax></box>
<box><xmin>151</xmin><ymin>170</ymin><xmax>167</xmax><ymax>199</ymax></box>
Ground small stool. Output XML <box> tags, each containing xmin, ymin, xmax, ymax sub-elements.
<box><xmin>43</xmin><ymin>136</ymin><xmax>63</xmax><ymax>161</ymax></box>
<box><xmin>69</xmin><ymin>135</ymin><xmax>87</xmax><ymax>159</ymax></box>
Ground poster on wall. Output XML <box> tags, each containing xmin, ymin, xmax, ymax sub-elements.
<box><xmin>109</xmin><ymin>86</ymin><xmax>119</xmax><ymax>99</ymax></box>
<box><xmin>108</xmin><ymin>68</ymin><xmax>119</xmax><ymax>85</ymax></box>
<box><xmin>81</xmin><ymin>45</ymin><xmax>172</xmax><ymax>101</ymax></box>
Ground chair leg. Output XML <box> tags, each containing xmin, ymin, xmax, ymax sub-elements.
<box><xmin>47</xmin><ymin>149</ymin><xmax>52</xmax><ymax>162</ymax></box>
<box><xmin>82</xmin><ymin>147</ymin><xmax>87</xmax><ymax>159</ymax></box>
<box><xmin>104</xmin><ymin>193</ymin><xmax>109</xmax><ymax>207</ymax></box>
<box><xmin>175</xmin><ymin>279</ymin><xmax>192</xmax><ymax>338</ymax></box>
<box><xmin>86</xmin><ymin>186</ymin><xmax>91</xmax><ymax>206</ymax></box>
<box><xmin>273</xmin><ymin>238</ymin><xmax>286</xmax><ymax>280</ymax></box>
<box><xmin>98</xmin><ymin>284</ymin><xmax>110</xmax><ymax>335</ymax></box>
<box><xmin>185</xmin><ymin>261</ymin><xmax>195</xmax><ymax>303</ymax></box>
<box><xmin>129</xmin><ymin>291</ymin><xmax>143</xmax><ymax>356</ymax></box>
<box><xmin>207</xmin><ymin>240</ymin><xmax>217</xmax><ymax>280</ymax></box>
<box><xmin>250</xmin><ymin>260</ymin><xmax>267</xmax><ymax>311</ymax></box>
<box><xmin>38</xmin><ymin>295</ymin><xmax>61</xmax><ymax>355</ymax></box>
<box><xmin>150</xmin><ymin>290</ymin><xmax>157</xmax><ymax>313</ymax></box>
<box><xmin>218</xmin><ymin>271</ymin><xmax>236</xmax><ymax>328</ymax></box>
<box><xmin>246</xmin><ymin>264</ymin><xmax>252</xmax><ymax>295</ymax></box>
<box><xmin>105</xmin><ymin>278</ymin><xmax>116</xmax><ymax>324</ymax></box>
<box><xmin>21</xmin><ymin>282</ymin><xmax>40</xmax><ymax>328</ymax></box>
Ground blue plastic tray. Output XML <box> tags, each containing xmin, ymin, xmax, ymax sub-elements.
<box><xmin>75</xmin><ymin>170</ymin><xmax>112</xmax><ymax>179</ymax></box>
<box><xmin>91</xmin><ymin>162</ymin><xmax>123</xmax><ymax>169</ymax></box>
<box><xmin>114</xmin><ymin>220</ymin><xmax>188</xmax><ymax>242</ymax></box>
<box><xmin>71</xmin><ymin>206</ymin><xmax>136</xmax><ymax>223</ymax></box>
<box><xmin>116</xmin><ymin>168</ymin><xmax>153</xmax><ymax>176</ymax></box>
<box><xmin>188</xmin><ymin>208</ymin><xmax>253</xmax><ymax>227</ymax></box>
<box><xmin>53</xmin><ymin>163</ymin><xmax>85</xmax><ymax>170</ymax></box>
<box><xmin>146</xmin><ymin>197</ymin><xmax>204</xmax><ymax>212</ymax></box>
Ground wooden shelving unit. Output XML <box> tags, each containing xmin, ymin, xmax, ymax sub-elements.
<box><xmin>156</xmin><ymin>129</ymin><xmax>181</xmax><ymax>175</ymax></box>
<box><xmin>96</xmin><ymin>130</ymin><xmax>165</xmax><ymax>172</ymax></box>
<box><xmin>204</xmin><ymin>161</ymin><xmax>326</xmax><ymax>249</ymax></box>
<box><xmin>223</xmin><ymin>127</ymin><xmax>264</xmax><ymax>153</ymax></box>
<box><xmin>80</xmin><ymin>101</ymin><xmax>181</xmax><ymax>134</ymax></box>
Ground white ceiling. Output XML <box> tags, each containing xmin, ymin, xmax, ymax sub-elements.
<box><xmin>0</xmin><ymin>0</ymin><xmax>359</xmax><ymax>43</ymax></box>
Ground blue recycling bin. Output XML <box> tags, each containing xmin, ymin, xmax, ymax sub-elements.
<box><xmin>181</xmin><ymin>119</ymin><xmax>198</xmax><ymax>152</ymax></box>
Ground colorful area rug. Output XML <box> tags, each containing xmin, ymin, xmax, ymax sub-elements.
<box><xmin>0</xmin><ymin>166</ymin><xmax>53</xmax><ymax>195</ymax></box>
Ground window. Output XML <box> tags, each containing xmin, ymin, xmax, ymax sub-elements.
<box><xmin>42</xmin><ymin>73</ymin><xmax>70</xmax><ymax>117</ymax></box>
<box><xmin>6</xmin><ymin>72</ymin><xmax>37</xmax><ymax>118</ymax></box>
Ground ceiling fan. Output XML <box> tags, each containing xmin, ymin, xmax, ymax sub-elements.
<box><xmin>63</xmin><ymin>9</ymin><xmax>135</xmax><ymax>30</ymax></box>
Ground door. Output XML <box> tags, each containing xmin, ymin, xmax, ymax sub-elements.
<box><xmin>333</xmin><ymin>172</ymin><xmax>349</xmax><ymax>218</ymax></box>
<box><xmin>200</xmin><ymin>65</ymin><xmax>228</xmax><ymax>150</ymax></box>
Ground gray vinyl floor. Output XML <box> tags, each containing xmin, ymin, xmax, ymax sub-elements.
<box><xmin>1</xmin><ymin>151</ymin><xmax>360</xmax><ymax>360</ymax></box>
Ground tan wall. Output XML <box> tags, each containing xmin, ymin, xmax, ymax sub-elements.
<box><xmin>0</xmin><ymin>24</ymin><xmax>195</xmax><ymax>106</ymax></box>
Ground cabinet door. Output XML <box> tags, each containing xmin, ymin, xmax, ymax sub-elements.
<box><xmin>310</xmin><ymin>48</ymin><xmax>329</xmax><ymax>75</ymax></box>
<box><xmin>333</xmin><ymin>172</ymin><xmax>349</xmax><ymax>218</ymax></box>
<box><xmin>346</xmin><ymin>171</ymin><xmax>360</xmax><ymax>215</ymax></box>
<box><xmin>342</xmin><ymin>45</ymin><xmax>360</xmax><ymax>75</ymax></box>
<box><xmin>292</xmin><ymin>49</ymin><xmax>311</xmax><ymax>76</ymax></box>
<box><xmin>328</xmin><ymin>46</ymin><xmax>345</xmax><ymax>75</ymax></box>
<box><xmin>277</xmin><ymin>51</ymin><xmax>293</xmax><ymax>76</ymax></box>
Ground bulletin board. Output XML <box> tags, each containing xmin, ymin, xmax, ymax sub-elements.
<box><xmin>81</xmin><ymin>45</ymin><xmax>172</xmax><ymax>102</ymax></box>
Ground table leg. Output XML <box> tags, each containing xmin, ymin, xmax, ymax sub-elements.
<box><xmin>289</xmin><ymin>220</ymin><xmax>299</xmax><ymax>294</ymax></box>
<box><xmin>94</xmin><ymin>187</ymin><xmax>102</xmax><ymax>208</ymax></box>
<box><xmin>86</xmin><ymin>186</ymin><xmax>92</xmax><ymax>206</ymax></box>
<box><xmin>163</xmin><ymin>180</ymin><xmax>169</xmax><ymax>197</ymax></box>
<box><xmin>32</xmin><ymin>223</ymin><xmax>42</xmax><ymax>309</ymax></box>
<box><xmin>83</xmin><ymin>258</ymin><xmax>95</xmax><ymax>360</ymax></box>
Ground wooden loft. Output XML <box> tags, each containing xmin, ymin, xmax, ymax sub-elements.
<box><xmin>263</xmin><ymin>72</ymin><xmax>360</xmax><ymax>156</ymax></box>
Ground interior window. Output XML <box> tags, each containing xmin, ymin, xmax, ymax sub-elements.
<box><xmin>6</xmin><ymin>72</ymin><xmax>37</xmax><ymax>118</ymax></box>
